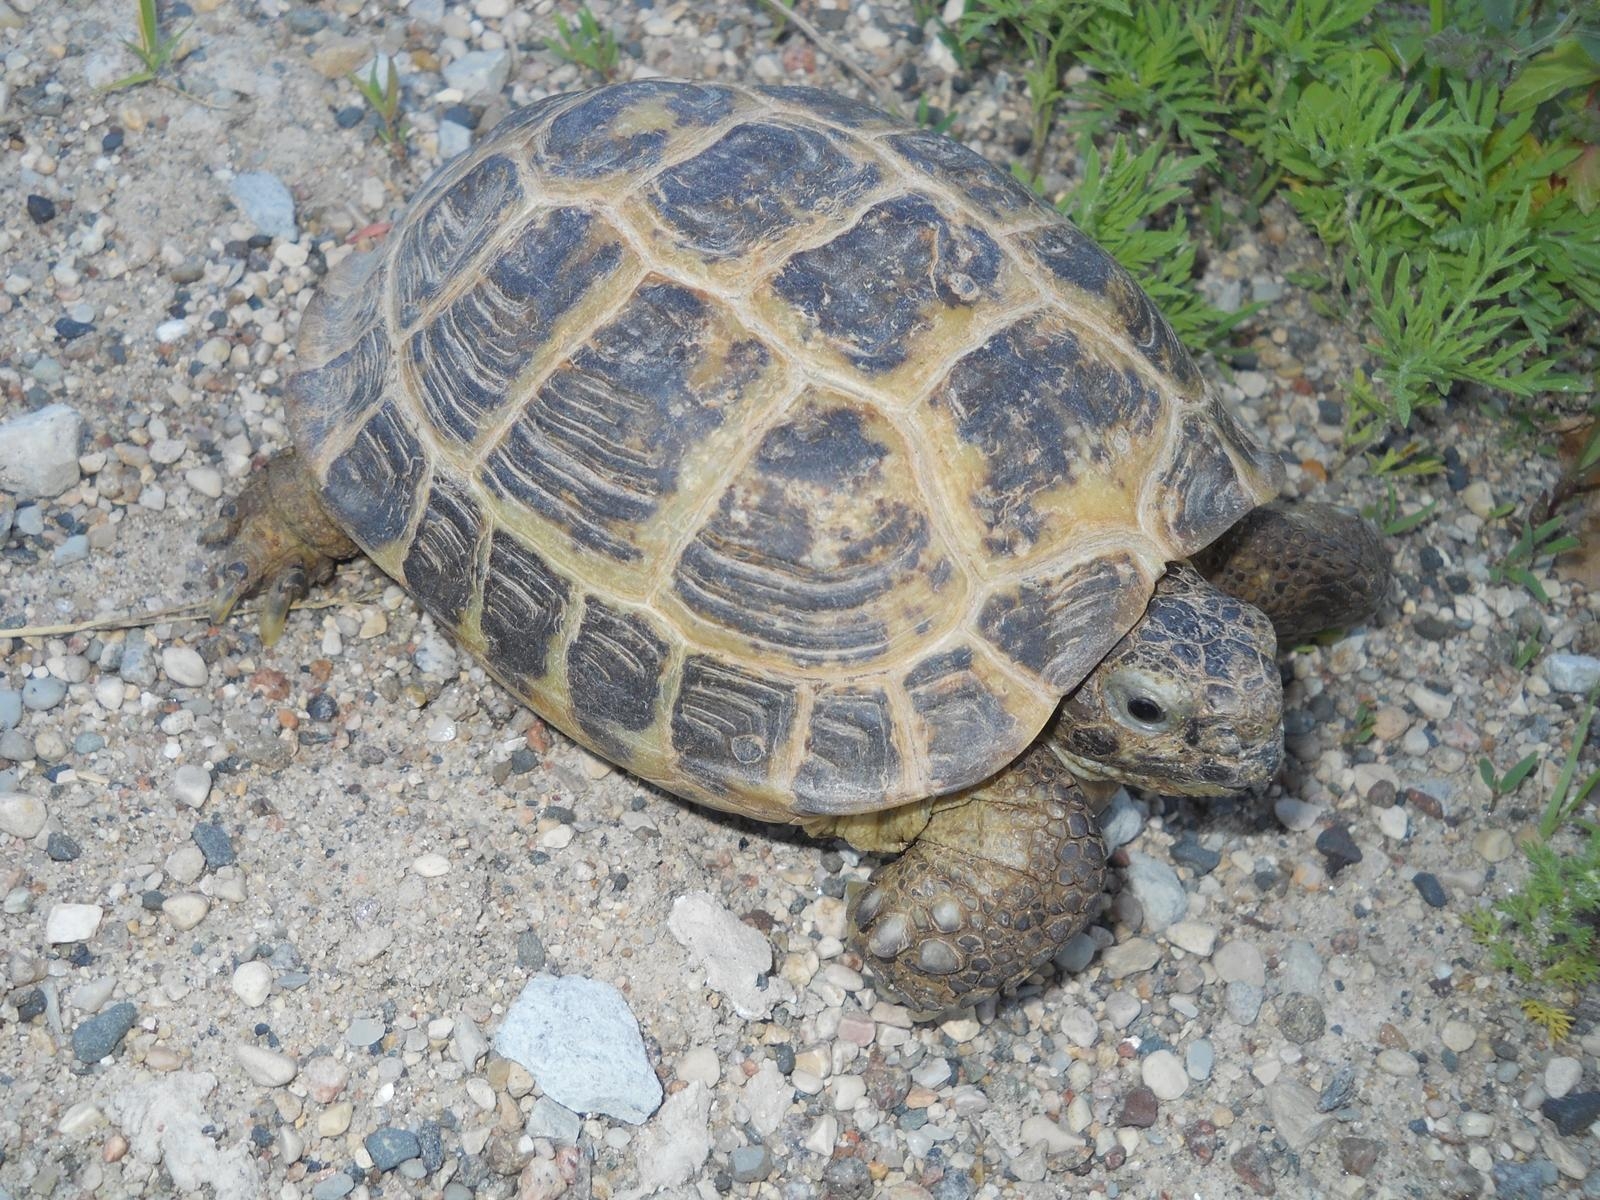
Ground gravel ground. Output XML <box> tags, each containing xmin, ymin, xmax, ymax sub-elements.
<box><xmin>2</xmin><ymin>2</ymin><xmax>1598</xmax><ymax>1199</ymax></box>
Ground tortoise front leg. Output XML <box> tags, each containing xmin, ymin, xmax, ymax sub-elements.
<box><xmin>848</xmin><ymin>744</ymin><xmax>1105</xmax><ymax>1013</ymax></box>
<box><xmin>1193</xmin><ymin>501</ymin><xmax>1389</xmax><ymax>645</ymax></box>
<box><xmin>202</xmin><ymin>450</ymin><xmax>358</xmax><ymax>645</ymax></box>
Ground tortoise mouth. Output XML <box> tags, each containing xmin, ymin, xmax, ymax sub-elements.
<box><xmin>1050</xmin><ymin>721</ymin><xmax>1283</xmax><ymax>797</ymax></box>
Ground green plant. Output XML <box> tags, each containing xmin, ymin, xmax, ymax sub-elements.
<box><xmin>1362</xmin><ymin>483</ymin><xmax>1437</xmax><ymax>536</ymax></box>
<box><xmin>104</xmin><ymin>0</ymin><xmax>190</xmax><ymax>93</ymax></box>
<box><xmin>1347</xmin><ymin>700</ymin><xmax>1376</xmax><ymax>745</ymax></box>
<box><xmin>1479</xmin><ymin>750</ymin><xmax>1540</xmax><ymax>802</ymax></box>
<box><xmin>546</xmin><ymin>7</ymin><xmax>620</xmax><ymax>81</ymax></box>
<box><xmin>1512</xmin><ymin>632</ymin><xmax>1544</xmax><ymax>670</ymax></box>
<box><xmin>350</xmin><ymin>59</ymin><xmax>409</xmax><ymax>158</ymax></box>
<box><xmin>1492</xmin><ymin>514</ymin><xmax>1580</xmax><ymax>603</ymax></box>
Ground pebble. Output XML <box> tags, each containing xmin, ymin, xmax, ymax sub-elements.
<box><xmin>1100</xmin><ymin>938</ymin><xmax>1160</xmax><ymax>979</ymax></box>
<box><xmin>192</xmin><ymin>822</ymin><xmax>235</xmax><ymax>869</ymax></box>
<box><xmin>0</xmin><ymin>791</ymin><xmax>48</xmax><ymax>838</ymax></box>
<box><xmin>0</xmin><ymin>692</ymin><xmax>21</xmax><ymax>731</ymax></box>
<box><xmin>47</xmin><ymin>831</ymin><xmax>82</xmax><ymax>861</ymax></box>
<box><xmin>365</xmin><ymin>1128</ymin><xmax>421</xmax><ymax>1171</ymax></box>
<box><xmin>1142</xmin><ymin>1049</ymin><xmax>1188</xmax><ymax>1100</ymax></box>
<box><xmin>235</xmin><ymin>1043</ymin><xmax>298</xmax><ymax>1086</ymax></box>
<box><xmin>1124</xmin><ymin>852</ymin><xmax>1188</xmax><ymax>930</ymax></box>
<box><xmin>22</xmin><ymin>675</ymin><xmax>66</xmax><ymax>711</ymax></box>
<box><xmin>46</xmin><ymin>902</ymin><xmax>104</xmax><ymax>943</ymax></box>
<box><xmin>1277</xmin><ymin>994</ymin><xmax>1326</xmax><ymax>1043</ymax></box>
<box><xmin>1314</xmin><ymin>823</ymin><xmax>1363</xmax><ymax>874</ymax></box>
<box><xmin>1377</xmin><ymin>1049</ymin><xmax>1420</xmax><ymax>1077</ymax></box>
<box><xmin>163</xmin><ymin>894</ymin><xmax>209</xmax><ymax>930</ymax></box>
<box><xmin>303</xmin><ymin>1055</ymin><xmax>349</xmax><ymax>1103</ymax></box>
<box><xmin>526</xmin><ymin>1097</ymin><xmax>582</xmax><ymax>1143</ymax></box>
<box><xmin>493</xmin><ymin>975</ymin><xmax>662</xmax><ymax>1124</ymax></box>
<box><xmin>443</xmin><ymin>49</ymin><xmax>510</xmax><ymax>97</ymax></box>
<box><xmin>161</xmin><ymin>647</ymin><xmax>209</xmax><ymax>688</ymax></box>
<box><xmin>667</xmin><ymin>891</ymin><xmax>773</xmax><ymax>1018</ymax></box>
<box><xmin>1225</xmin><ymin>981</ymin><xmax>1264</xmax><ymax>1024</ymax></box>
<box><xmin>1473</xmin><ymin>828</ymin><xmax>1513</xmax><ymax>863</ymax></box>
<box><xmin>1412</xmin><ymin>872</ymin><xmax>1448</xmax><ymax>908</ymax></box>
<box><xmin>346</xmin><ymin>1015</ymin><xmax>385</xmax><ymax>1048</ymax></box>
<box><xmin>1119</xmin><ymin>1087</ymin><xmax>1159</xmax><ymax>1128</ymax></box>
<box><xmin>1167</xmin><ymin>919</ymin><xmax>1217</xmax><ymax>957</ymax></box>
<box><xmin>677</xmin><ymin>1045</ymin><xmax>721</xmax><ymax>1088</ymax></box>
<box><xmin>1377</xmin><ymin>805</ymin><xmax>1409</xmax><ymax>840</ymax></box>
<box><xmin>1542</xmin><ymin>1092</ymin><xmax>1600</xmax><ymax>1136</ymax></box>
<box><xmin>232</xmin><ymin>961</ymin><xmax>272</xmax><ymax>1008</ymax></box>
<box><xmin>229</xmin><ymin>172</ymin><xmax>297</xmax><ymax>240</ymax></box>
<box><xmin>412</xmin><ymin>852</ymin><xmax>450</xmax><ymax>877</ymax></box>
<box><xmin>172</xmin><ymin>765</ymin><xmax>212</xmax><ymax>808</ymax></box>
<box><xmin>1059</xmin><ymin>1006</ymin><xmax>1099</xmax><ymax>1049</ymax></box>
<box><xmin>1441</xmin><ymin>1019</ymin><xmax>1478</xmax><ymax>1053</ymax></box>
<box><xmin>729</xmin><ymin>1144</ymin><xmax>774</xmax><ymax>1183</ymax></box>
<box><xmin>165</xmin><ymin>845</ymin><xmax>205</xmax><ymax>885</ymax></box>
<box><xmin>1214</xmin><ymin>940</ymin><xmax>1266</xmax><ymax>987</ymax></box>
<box><xmin>0</xmin><ymin>403</ymin><xmax>83</xmax><ymax>498</ymax></box>
<box><xmin>72</xmin><ymin>1002</ymin><xmax>137</xmax><ymax>1062</ymax></box>
<box><xmin>1545</xmin><ymin>1057</ymin><xmax>1582</xmax><ymax>1099</ymax></box>
<box><xmin>1267</xmin><ymin>1082</ymin><xmax>1335</xmax><ymax>1149</ymax></box>
<box><xmin>1543</xmin><ymin>653</ymin><xmax>1600</xmax><ymax>694</ymax></box>
<box><xmin>1098</xmin><ymin>789</ymin><xmax>1142</xmax><ymax>848</ymax></box>
<box><xmin>1186</xmin><ymin>1039</ymin><xmax>1215</xmax><ymax>1081</ymax></box>
<box><xmin>52</xmin><ymin>534</ymin><xmax>89</xmax><ymax>564</ymax></box>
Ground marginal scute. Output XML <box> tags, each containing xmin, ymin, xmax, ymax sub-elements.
<box><xmin>645</xmin><ymin>121</ymin><xmax>880</xmax><ymax>262</ymax></box>
<box><xmin>409</xmin><ymin>206</ymin><xmax>627</xmax><ymax>444</ymax></box>
<box><xmin>321</xmin><ymin>403</ymin><xmax>425</xmax><ymax>550</ymax></box>
<box><xmin>903</xmin><ymin>646</ymin><xmax>1017</xmax><ymax>791</ymax></box>
<box><xmin>535</xmin><ymin>81</ymin><xmax>737</xmax><ymax>180</ymax></box>
<box><xmin>669</xmin><ymin>655</ymin><xmax>797</xmax><ymax>794</ymax></box>
<box><xmin>1155</xmin><ymin>413</ymin><xmax>1264</xmax><ymax>551</ymax></box>
<box><xmin>793</xmin><ymin>687</ymin><xmax>900</xmax><ymax>814</ymax></box>
<box><xmin>290</xmin><ymin>322</ymin><xmax>390</xmax><ymax>451</ymax></box>
<box><xmin>979</xmin><ymin>553</ymin><xmax>1148</xmax><ymax>691</ymax></box>
<box><xmin>566</xmin><ymin>596</ymin><xmax>671</xmax><ymax>757</ymax></box>
<box><xmin>885</xmin><ymin>130</ymin><xmax>1046</xmax><ymax>221</ymax></box>
<box><xmin>479</xmin><ymin>528</ymin><xmax>570</xmax><ymax>689</ymax></box>
<box><xmin>929</xmin><ymin>310</ymin><xmax>1164</xmax><ymax>556</ymax></box>
<box><xmin>482</xmin><ymin>279</ymin><xmax>772</xmax><ymax>562</ymax></box>
<box><xmin>401</xmin><ymin>478</ymin><xmax>483</xmax><ymax>627</ymax></box>
<box><xmin>672</xmin><ymin>392</ymin><xmax>954</xmax><ymax>666</ymax></box>
<box><xmin>768</xmin><ymin>193</ymin><xmax>1003</xmax><ymax>376</ymax></box>
<box><xmin>393</xmin><ymin>154</ymin><xmax>522</xmax><ymax>328</ymax></box>
<box><xmin>758</xmin><ymin>85</ymin><xmax>899</xmax><ymax>130</ymax></box>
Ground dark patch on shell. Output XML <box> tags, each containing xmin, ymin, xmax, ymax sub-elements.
<box><xmin>793</xmin><ymin>688</ymin><xmax>900</xmax><ymax>814</ymax></box>
<box><xmin>321</xmin><ymin>402</ymin><xmax>425</xmax><ymax>549</ymax></box>
<box><xmin>903</xmin><ymin>646</ymin><xmax>1014</xmax><ymax>789</ymax></box>
<box><xmin>401</xmin><ymin>480</ymin><xmax>482</xmax><ymax>626</ymax></box>
<box><xmin>394</xmin><ymin>154</ymin><xmax>521</xmax><ymax>328</ymax></box>
<box><xmin>886</xmin><ymin>131</ymin><xmax>1045</xmax><ymax>221</ymax></box>
<box><xmin>537</xmin><ymin>81</ymin><xmax>736</xmax><ymax>180</ymax></box>
<box><xmin>669</xmin><ymin>655</ymin><xmax>797</xmax><ymax>794</ymax></box>
<box><xmin>979</xmin><ymin>554</ymin><xmax>1142</xmax><ymax>690</ymax></box>
<box><xmin>566</xmin><ymin>597</ymin><xmax>670</xmax><ymax>756</ymax></box>
<box><xmin>479</xmin><ymin>529</ymin><xmax>570</xmax><ymax>688</ymax></box>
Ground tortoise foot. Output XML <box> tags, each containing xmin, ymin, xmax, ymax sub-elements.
<box><xmin>206</xmin><ymin>451</ymin><xmax>357</xmax><ymax>645</ymax></box>
<box><xmin>848</xmin><ymin>746</ymin><xmax>1105</xmax><ymax>1013</ymax></box>
<box><xmin>1194</xmin><ymin>501</ymin><xmax>1390</xmax><ymax>645</ymax></box>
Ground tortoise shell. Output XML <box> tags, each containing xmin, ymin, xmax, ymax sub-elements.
<box><xmin>287</xmin><ymin>80</ymin><xmax>1282</xmax><ymax>823</ymax></box>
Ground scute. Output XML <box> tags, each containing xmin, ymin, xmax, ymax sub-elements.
<box><xmin>296</xmin><ymin>81</ymin><xmax>1284</xmax><ymax>821</ymax></box>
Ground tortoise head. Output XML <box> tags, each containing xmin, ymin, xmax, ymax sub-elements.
<box><xmin>1049</xmin><ymin>564</ymin><xmax>1282</xmax><ymax>795</ymax></box>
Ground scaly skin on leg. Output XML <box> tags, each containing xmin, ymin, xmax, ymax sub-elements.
<box><xmin>1193</xmin><ymin>501</ymin><xmax>1389</xmax><ymax>645</ymax></box>
<box><xmin>202</xmin><ymin>451</ymin><xmax>358</xmax><ymax>645</ymax></box>
<box><xmin>847</xmin><ymin>744</ymin><xmax>1105</xmax><ymax>1013</ymax></box>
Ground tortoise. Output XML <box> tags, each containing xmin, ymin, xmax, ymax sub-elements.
<box><xmin>206</xmin><ymin>80</ymin><xmax>1389</xmax><ymax>1012</ymax></box>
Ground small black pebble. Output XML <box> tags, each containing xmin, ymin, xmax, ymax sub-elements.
<box><xmin>54</xmin><ymin>318</ymin><xmax>95</xmax><ymax>342</ymax></box>
<box><xmin>102</xmin><ymin>128</ymin><xmax>125</xmax><ymax>152</ymax></box>
<box><xmin>249</xmin><ymin>1125</ymin><xmax>274</xmax><ymax>1148</ymax></box>
<box><xmin>1315</xmin><ymin>824</ymin><xmax>1363</xmax><ymax>875</ymax></box>
<box><xmin>1406</xmin><ymin>1118</ymin><xmax>1428</xmax><ymax>1135</ymax></box>
<box><xmin>46</xmin><ymin>831</ymin><xmax>82</xmax><ymax>861</ymax></box>
<box><xmin>508</xmin><ymin>747</ymin><xmax>538</xmax><ymax>774</ymax></box>
<box><xmin>27</xmin><ymin>194</ymin><xmax>56</xmax><ymax>223</ymax></box>
<box><xmin>774</xmin><ymin>1043</ymin><xmax>796</xmax><ymax>1074</ymax></box>
<box><xmin>141</xmin><ymin>889</ymin><xmax>166</xmax><ymax>911</ymax></box>
<box><xmin>16</xmin><ymin>988</ymin><xmax>45</xmax><ymax>1021</ymax></box>
<box><xmin>306</xmin><ymin>693</ymin><xmax>338</xmax><ymax>722</ymax></box>
<box><xmin>335</xmin><ymin>105</ymin><xmax>366</xmax><ymax>129</ymax></box>
<box><xmin>1170</xmin><ymin>833</ymin><xmax>1222</xmax><ymax>876</ymax></box>
<box><xmin>1542</xmin><ymin>1092</ymin><xmax>1600</xmax><ymax>1137</ymax></box>
<box><xmin>441</xmin><ymin>103</ymin><xmax>479</xmax><ymax>129</ymax></box>
<box><xmin>544</xmin><ymin>804</ymin><xmax>576</xmax><ymax>824</ymax></box>
<box><xmin>1411</xmin><ymin>872</ymin><xmax>1447</xmax><ymax>908</ymax></box>
<box><xmin>516</xmin><ymin>929</ymin><xmax>547</xmax><ymax>972</ymax></box>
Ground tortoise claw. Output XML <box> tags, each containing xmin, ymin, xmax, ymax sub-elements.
<box><xmin>210</xmin><ymin>560</ymin><xmax>253</xmax><ymax>625</ymax></box>
<box><xmin>258</xmin><ymin>568</ymin><xmax>309</xmax><ymax>648</ymax></box>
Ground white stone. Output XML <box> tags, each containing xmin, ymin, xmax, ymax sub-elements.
<box><xmin>234</xmin><ymin>1043</ymin><xmax>297</xmax><ymax>1086</ymax></box>
<box><xmin>1546</xmin><ymin>653</ymin><xmax>1600</xmax><ymax>695</ymax></box>
<box><xmin>1545</xmin><ymin>1055</ymin><xmax>1583</xmax><ymax>1099</ymax></box>
<box><xmin>0</xmin><ymin>791</ymin><xmax>48</xmax><ymax>838</ymax></box>
<box><xmin>630</xmin><ymin>1082</ymin><xmax>712</xmax><ymax>1194</ymax></box>
<box><xmin>1441</xmin><ymin>1019</ymin><xmax>1478</xmax><ymax>1053</ymax></box>
<box><xmin>162</xmin><ymin>647</ymin><xmax>208</xmax><ymax>688</ymax></box>
<box><xmin>411</xmin><ymin>852</ymin><xmax>450</xmax><ymax>878</ymax></box>
<box><xmin>831</xmin><ymin>1074</ymin><xmax>866</xmax><ymax>1110</ymax></box>
<box><xmin>1020</xmin><ymin>1115</ymin><xmax>1083</xmax><ymax>1154</ymax></box>
<box><xmin>668</xmin><ymin>890</ymin><xmax>774</xmax><ymax>1019</ymax></box>
<box><xmin>232</xmin><ymin>961</ymin><xmax>272</xmax><ymax>1008</ymax></box>
<box><xmin>1213</xmin><ymin>940</ymin><xmax>1266</xmax><ymax>987</ymax></box>
<box><xmin>1124</xmin><ymin>852</ymin><xmax>1187</xmax><ymax>931</ymax></box>
<box><xmin>163</xmin><ymin>893</ymin><xmax>209</xmax><ymax>931</ymax></box>
<box><xmin>172</xmin><ymin>765</ymin><xmax>212</xmax><ymax>808</ymax></box>
<box><xmin>677</xmin><ymin>1045</ymin><xmax>721</xmax><ymax>1088</ymax></box>
<box><xmin>0</xmin><ymin>403</ymin><xmax>83</xmax><ymax>499</ymax></box>
<box><xmin>105</xmin><ymin>1073</ymin><xmax>260</xmax><ymax>1197</ymax></box>
<box><xmin>1166</xmin><ymin>920</ymin><xmax>1217</xmax><ymax>957</ymax></box>
<box><xmin>46</xmin><ymin>903</ymin><xmax>104</xmax><ymax>943</ymax></box>
<box><xmin>1377</xmin><ymin>805</ymin><xmax>1409</xmax><ymax>841</ymax></box>
<box><xmin>1142</xmin><ymin>1049</ymin><xmax>1188</xmax><ymax>1100</ymax></box>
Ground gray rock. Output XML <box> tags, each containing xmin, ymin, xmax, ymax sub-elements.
<box><xmin>15</xmin><ymin>505</ymin><xmax>45</xmax><ymax>536</ymax></box>
<box><xmin>120</xmin><ymin>633</ymin><xmax>156</xmax><ymax>686</ymax></box>
<box><xmin>524</xmin><ymin>1097</ymin><xmax>581</xmax><ymax>1144</ymax></box>
<box><xmin>345</xmin><ymin>1016</ymin><xmax>385</xmax><ymax>1048</ymax></box>
<box><xmin>1097</xmin><ymin>788</ymin><xmax>1141</xmax><ymax>849</ymax></box>
<box><xmin>1277</xmin><ymin>938</ymin><xmax>1323</xmax><ymax>995</ymax></box>
<box><xmin>229</xmin><ymin>172</ymin><xmax>297</xmax><ymax>240</ymax></box>
<box><xmin>1545</xmin><ymin>653</ymin><xmax>1600</xmax><ymax>695</ymax></box>
<box><xmin>1186</xmin><ymin>1038</ymin><xmax>1214</xmax><ymax>1081</ymax></box>
<box><xmin>730</xmin><ymin>1143</ymin><xmax>774</xmax><ymax>1183</ymax></box>
<box><xmin>0</xmin><ymin>732</ymin><xmax>33</xmax><ymax>762</ymax></box>
<box><xmin>1053</xmin><ymin>930</ymin><xmax>1099</xmax><ymax>974</ymax></box>
<box><xmin>311</xmin><ymin>1171</ymin><xmax>356</xmax><ymax>1200</ymax></box>
<box><xmin>667</xmin><ymin>891</ymin><xmax>773</xmax><ymax>1019</ymax></box>
<box><xmin>0</xmin><ymin>791</ymin><xmax>47</xmax><ymax>838</ymax></box>
<box><xmin>493</xmin><ymin>974</ymin><xmax>663</xmax><ymax>1124</ymax></box>
<box><xmin>53</xmin><ymin>534</ymin><xmax>89</xmax><ymax>564</ymax></box>
<box><xmin>0</xmin><ymin>690</ymin><xmax>20</xmax><ymax>730</ymax></box>
<box><xmin>364</xmin><ymin>1128</ymin><xmax>420</xmax><ymax>1171</ymax></box>
<box><xmin>1267</xmin><ymin>1081</ymin><xmax>1336</xmax><ymax>1149</ymax></box>
<box><xmin>1124</xmin><ymin>852</ymin><xmax>1187</xmax><ymax>931</ymax></box>
<box><xmin>22</xmin><ymin>676</ymin><xmax>67</xmax><ymax>712</ymax></box>
<box><xmin>192</xmin><ymin>822</ymin><xmax>235</xmax><ymax>869</ymax></box>
<box><xmin>438</xmin><ymin>119</ymin><xmax>472</xmax><ymax>159</ymax></box>
<box><xmin>1492</xmin><ymin>1160</ymin><xmax>1557</xmax><ymax>1200</ymax></box>
<box><xmin>1225</xmin><ymin>980</ymin><xmax>1264</xmax><ymax>1024</ymax></box>
<box><xmin>443</xmin><ymin>50</ymin><xmax>510</xmax><ymax>98</ymax></box>
<box><xmin>0</xmin><ymin>404</ymin><xmax>82</xmax><ymax>499</ymax></box>
<box><xmin>73</xmin><ymin>1001</ymin><xmax>138</xmax><ymax>1062</ymax></box>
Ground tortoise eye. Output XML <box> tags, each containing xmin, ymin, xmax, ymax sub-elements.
<box><xmin>1127</xmin><ymin>696</ymin><xmax>1165</xmax><ymax>724</ymax></box>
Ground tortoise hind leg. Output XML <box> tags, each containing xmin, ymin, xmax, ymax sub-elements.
<box><xmin>847</xmin><ymin>745</ymin><xmax>1105</xmax><ymax>1013</ymax></box>
<box><xmin>1194</xmin><ymin>501</ymin><xmax>1390</xmax><ymax>646</ymax></box>
<box><xmin>203</xmin><ymin>450</ymin><xmax>358</xmax><ymax>645</ymax></box>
